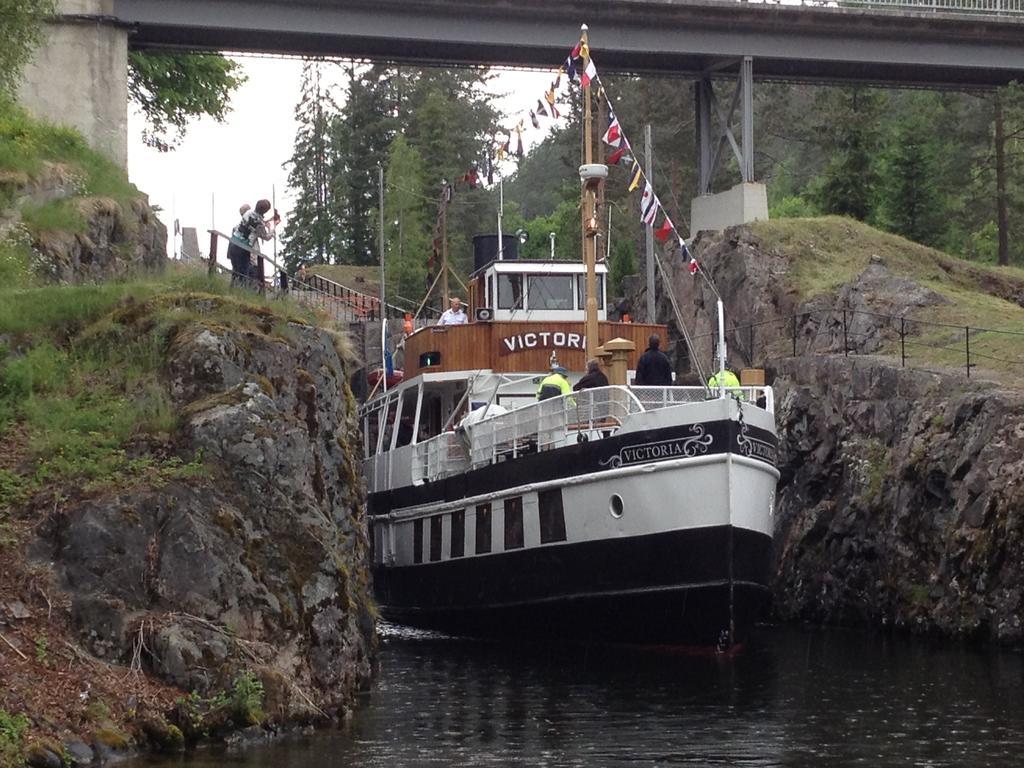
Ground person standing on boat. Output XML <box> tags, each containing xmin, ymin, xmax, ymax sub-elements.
<box><xmin>438</xmin><ymin>297</ymin><xmax>468</xmax><ymax>326</ymax></box>
<box><xmin>537</xmin><ymin>365</ymin><xmax>572</xmax><ymax>401</ymax></box>
<box><xmin>708</xmin><ymin>369</ymin><xmax>744</xmax><ymax>399</ymax></box>
<box><xmin>574</xmin><ymin>359</ymin><xmax>608</xmax><ymax>391</ymax></box>
<box><xmin>634</xmin><ymin>334</ymin><xmax>673</xmax><ymax>386</ymax></box>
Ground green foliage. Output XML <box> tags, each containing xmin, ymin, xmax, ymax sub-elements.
<box><xmin>0</xmin><ymin>709</ymin><xmax>30</xmax><ymax>766</ymax></box>
<box><xmin>381</xmin><ymin>135</ymin><xmax>430</xmax><ymax>300</ymax></box>
<box><xmin>0</xmin><ymin>225</ymin><xmax>36</xmax><ymax>287</ymax></box>
<box><xmin>770</xmin><ymin>195</ymin><xmax>818</xmax><ymax>219</ymax></box>
<box><xmin>874</xmin><ymin>114</ymin><xmax>947</xmax><ymax>247</ymax></box>
<box><xmin>0</xmin><ymin>0</ymin><xmax>55</xmax><ymax>97</ymax></box>
<box><xmin>608</xmin><ymin>238</ymin><xmax>638</xmax><ymax>298</ymax></box>
<box><xmin>34</xmin><ymin>634</ymin><xmax>48</xmax><ymax>666</ymax></box>
<box><xmin>128</xmin><ymin>51</ymin><xmax>245</xmax><ymax>152</ymax></box>
<box><xmin>0</xmin><ymin>97</ymin><xmax>139</xmax><ymax>206</ymax></box>
<box><xmin>228</xmin><ymin>672</ymin><xmax>265</xmax><ymax>726</ymax></box>
<box><xmin>20</xmin><ymin>199</ymin><xmax>86</xmax><ymax>234</ymax></box>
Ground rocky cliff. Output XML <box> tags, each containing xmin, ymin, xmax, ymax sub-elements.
<box><xmin>1</xmin><ymin>289</ymin><xmax>374</xmax><ymax>764</ymax></box>
<box><xmin>635</xmin><ymin>218</ymin><xmax>1024</xmax><ymax>643</ymax></box>
<box><xmin>3</xmin><ymin>161</ymin><xmax>168</xmax><ymax>284</ymax></box>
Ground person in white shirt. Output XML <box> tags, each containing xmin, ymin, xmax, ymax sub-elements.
<box><xmin>438</xmin><ymin>297</ymin><xmax>468</xmax><ymax>326</ymax></box>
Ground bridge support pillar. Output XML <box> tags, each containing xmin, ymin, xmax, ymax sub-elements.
<box><xmin>691</xmin><ymin>56</ymin><xmax>767</xmax><ymax>237</ymax></box>
<box><xmin>18</xmin><ymin>0</ymin><xmax>129</xmax><ymax>168</ymax></box>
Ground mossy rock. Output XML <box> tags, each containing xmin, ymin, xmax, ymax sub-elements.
<box><xmin>138</xmin><ymin>714</ymin><xmax>185</xmax><ymax>753</ymax></box>
<box><xmin>91</xmin><ymin>726</ymin><xmax>131</xmax><ymax>750</ymax></box>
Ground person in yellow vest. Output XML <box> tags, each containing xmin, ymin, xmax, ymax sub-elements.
<box><xmin>537</xmin><ymin>365</ymin><xmax>573</xmax><ymax>401</ymax></box>
<box><xmin>707</xmin><ymin>369</ymin><xmax>744</xmax><ymax>399</ymax></box>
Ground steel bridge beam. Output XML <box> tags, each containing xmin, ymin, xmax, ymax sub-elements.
<box><xmin>111</xmin><ymin>0</ymin><xmax>1024</xmax><ymax>88</ymax></box>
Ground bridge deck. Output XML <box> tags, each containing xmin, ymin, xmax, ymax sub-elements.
<box><xmin>111</xmin><ymin>0</ymin><xmax>1024</xmax><ymax>87</ymax></box>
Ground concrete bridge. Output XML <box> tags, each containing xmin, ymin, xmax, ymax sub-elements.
<box><xmin>18</xmin><ymin>0</ymin><xmax>1024</xmax><ymax>230</ymax></box>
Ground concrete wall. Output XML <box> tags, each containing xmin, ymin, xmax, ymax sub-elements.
<box><xmin>18</xmin><ymin>0</ymin><xmax>128</xmax><ymax>168</ymax></box>
<box><xmin>690</xmin><ymin>183</ymin><xmax>769</xmax><ymax>238</ymax></box>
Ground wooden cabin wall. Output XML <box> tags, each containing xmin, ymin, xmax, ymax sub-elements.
<box><xmin>402</xmin><ymin>322</ymin><xmax>665</xmax><ymax>377</ymax></box>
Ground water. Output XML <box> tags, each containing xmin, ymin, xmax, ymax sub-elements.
<box><xmin>131</xmin><ymin>624</ymin><xmax>1024</xmax><ymax>767</ymax></box>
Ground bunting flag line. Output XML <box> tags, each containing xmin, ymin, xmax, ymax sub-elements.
<box><xmin>654</xmin><ymin>216</ymin><xmax>674</xmax><ymax>242</ymax></box>
<box><xmin>602</xmin><ymin>113</ymin><xmax>622</xmax><ymax>148</ymax></box>
<box><xmin>607</xmin><ymin>146</ymin><xmax>628</xmax><ymax>165</ymax></box>
<box><xmin>628</xmin><ymin>161</ymin><xmax>642</xmax><ymax>192</ymax></box>
<box><xmin>581</xmin><ymin>58</ymin><xmax>598</xmax><ymax>88</ymax></box>
<box><xmin>640</xmin><ymin>183</ymin><xmax>659</xmax><ymax>226</ymax></box>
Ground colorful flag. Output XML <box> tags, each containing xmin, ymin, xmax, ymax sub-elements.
<box><xmin>537</xmin><ymin>99</ymin><xmax>549</xmax><ymax>118</ymax></box>
<box><xmin>688</xmin><ymin>258</ymin><xmax>699</xmax><ymax>276</ymax></box>
<box><xmin>654</xmin><ymin>216</ymin><xmax>673</xmax><ymax>242</ymax></box>
<box><xmin>640</xmin><ymin>183</ymin><xmax>659</xmax><ymax>226</ymax></box>
<box><xmin>579</xmin><ymin>41</ymin><xmax>590</xmax><ymax>60</ymax></box>
<box><xmin>607</xmin><ymin>146</ymin><xmax>627</xmax><ymax>165</ymax></box>
<box><xmin>627</xmin><ymin>161</ymin><xmax>642</xmax><ymax>192</ymax></box>
<box><xmin>602</xmin><ymin>114</ymin><xmax>622</xmax><ymax>148</ymax></box>
<box><xmin>581</xmin><ymin>59</ymin><xmax>598</xmax><ymax>88</ymax></box>
<box><xmin>565</xmin><ymin>56</ymin><xmax>577</xmax><ymax>81</ymax></box>
<box><xmin>554</xmin><ymin>72</ymin><xmax>562</xmax><ymax>90</ymax></box>
<box><xmin>515</xmin><ymin>122</ymin><xmax>524</xmax><ymax>158</ymax></box>
<box><xmin>530</xmin><ymin>110</ymin><xmax>540</xmax><ymax>130</ymax></box>
<box><xmin>571</xmin><ymin>42</ymin><xmax>582</xmax><ymax>59</ymax></box>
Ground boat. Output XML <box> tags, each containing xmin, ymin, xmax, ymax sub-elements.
<box><xmin>359</xmin><ymin>30</ymin><xmax>779</xmax><ymax>648</ymax></box>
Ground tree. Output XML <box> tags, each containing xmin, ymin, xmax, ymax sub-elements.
<box><xmin>0</xmin><ymin>0</ymin><xmax>55</xmax><ymax>98</ymax></box>
<box><xmin>808</xmin><ymin>87</ymin><xmax>885</xmax><ymax>221</ymax></box>
<box><xmin>381</xmin><ymin>135</ymin><xmax>431</xmax><ymax>301</ymax></box>
<box><xmin>874</xmin><ymin>114</ymin><xmax>946</xmax><ymax>246</ymax></box>
<box><xmin>127</xmin><ymin>51</ymin><xmax>245</xmax><ymax>152</ymax></box>
<box><xmin>281</xmin><ymin>61</ymin><xmax>338</xmax><ymax>271</ymax></box>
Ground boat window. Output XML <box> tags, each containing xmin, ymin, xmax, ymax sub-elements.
<box><xmin>528</xmin><ymin>275</ymin><xmax>573</xmax><ymax>310</ymax></box>
<box><xmin>538</xmin><ymin>489</ymin><xmax>567</xmax><ymax>544</ymax></box>
<box><xmin>363</xmin><ymin>406</ymin><xmax>382</xmax><ymax>459</ymax></box>
<box><xmin>378</xmin><ymin>394</ymin><xmax>400</xmax><ymax>454</ymax></box>
<box><xmin>504</xmin><ymin>497</ymin><xmax>524</xmax><ymax>550</ymax></box>
<box><xmin>576</xmin><ymin>274</ymin><xmax>606</xmax><ymax>311</ymax></box>
<box><xmin>451</xmin><ymin>509</ymin><xmax>465</xmax><ymax>558</ymax></box>
<box><xmin>395</xmin><ymin>389</ymin><xmax>418</xmax><ymax>447</ymax></box>
<box><xmin>413</xmin><ymin>519</ymin><xmax>423</xmax><ymax>564</ymax></box>
<box><xmin>498</xmin><ymin>274</ymin><xmax>523</xmax><ymax>310</ymax></box>
<box><xmin>475</xmin><ymin>503</ymin><xmax>492</xmax><ymax>554</ymax></box>
<box><xmin>429</xmin><ymin>515</ymin><xmax>443</xmax><ymax>562</ymax></box>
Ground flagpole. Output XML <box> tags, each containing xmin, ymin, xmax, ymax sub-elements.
<box><xmin>442</xmin><ymin>187</ymin><xmax>449</xmax><ymax>306</ymax></box>
<box><xmin>644</xmin><ymin>124</ymin><xmax>656</xmax><ymax>322</ymax></box>
<box><xmin>497</xmin><ymin>175</ymin><xmax>504</xmax><ymax>261</ymax></box>
<box><xmin>581</xmin><ymin>24</ymin><xmax>599</xmax><ymax>361</ymax></box>
<box><xmin>379</xmin><ymin>164</ymin><xmax>388</xmax><ymax>394</ymax></box>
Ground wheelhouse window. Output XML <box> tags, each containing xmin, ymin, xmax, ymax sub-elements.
<box><xmin>498</xmin><ymin>274</ymin><xmax>523</xmax><ymax>310</ymax></box>
<box><xmin>504</xmin><ymin>497</ymin><xmax>524</xmax><ymax>550</ymax></box>
<box><xmin>475</xmin><ymin>503</ymin><xmax>492</xmax><ymax>554</ymax></box>
<box><xmin>576</xmin><ymin>275</ymin><xmax>606</xmax><ymax>312</ymax></box>
<box><xmin>528</xmin><ymin>275</ymin><xmax>574</xmax><ymax>310</ymax></box>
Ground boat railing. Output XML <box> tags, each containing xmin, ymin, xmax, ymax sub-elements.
<box><xmin>630</xmin><ymin>385</ymin><xmax>774</xmax><ymax>414</ymax></box>
<box><xmin>409</xmin><ymin>384</ymin><xmax>775</xmax><ymax>483</ymax></box>
<box><xmin>412</xmin><ymin>430</ymin><xmax>470</xmax><ymax>484</ymax></box>
<box><xmin>465</xmin><ymin>386</ymin><xmax>644</xmax><ymax>468</ymax></box>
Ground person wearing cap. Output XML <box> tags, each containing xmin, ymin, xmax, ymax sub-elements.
<box><xmin>635</xmin><ymin>333</ymin><xmax>673</xmax><ymax>386</ymax></box>
<box><xmin>438</xmin><ymin>297</ymin><xmax>468</xmax><ymax>326</ymax></box>
<box><xmin>573</xmin><ymin>359</ymin><xmax>609</xmax><ymax>391</ymax></box>
<box><xmin>537</xmin><ymin>364</ymin><xmax>572</xmax><ymax>401</ymax></box>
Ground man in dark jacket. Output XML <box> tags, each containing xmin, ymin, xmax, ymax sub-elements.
<box><xmin>634</xmin><ymin>334</ymin><xmax>673</xmax><ymax>386</ymax></box>
<box><xmin>574</xmin><ymin>359</ymin><xmax>609</xmax><ymax>391</ymax></box>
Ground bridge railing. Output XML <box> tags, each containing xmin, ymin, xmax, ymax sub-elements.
<box><xmin>766</xmin><ymin>0</ymin><xmax>1024</xmax><ymax>16</ymax></box>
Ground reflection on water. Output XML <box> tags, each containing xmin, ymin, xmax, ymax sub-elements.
<box><xmin>130</xmin><ymin>623</ymin><xmax>1024</xmax><ymax>767</ymax></box>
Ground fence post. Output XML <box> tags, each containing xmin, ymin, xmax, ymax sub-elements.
<box><xmin>792</xmin><ymin>315</ymin><xmax>797</xmax><ymax>357</ymax></box>
<box><xmin>900</xmin><ymin>317</ymin><xmax>906</xmax><ymax>367</ymax></box>
<box><xmin>208</xmin><ymin>231</ymin><xmax>218</xmax><ymax>277</ymax></box>
<box><xmin>842</xmin><ymin>310</ymin><xmax>849</xmax><ymax>357</ymax></box>
<box><xmin>965</xmin><ymin>326</ymin><xmax>971</xmax><ymax>379</ymax></box>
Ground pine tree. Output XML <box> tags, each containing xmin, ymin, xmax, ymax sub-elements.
<box><xmin>281</xmin><ymin>61</ymin><xmax>338</xmax><ymax>271</ymax></box>
<box><xmin>381</xmin><ymin>136</ymin><xmax>431</xmax><ymax>301</ymax></box>
<box><xmin>875</xmin><ymin>114</ymin><xmax>945</xmax><ymax>246</ymax></box>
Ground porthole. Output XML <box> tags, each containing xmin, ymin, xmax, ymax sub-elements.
<box><xmin>609</xmin><ymin>494</ymin><xmax>624</xmax><ymax>519</ymax></box>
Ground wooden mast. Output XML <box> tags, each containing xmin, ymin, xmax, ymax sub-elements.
<box><xmin>580</xmin><ymin>25</ymin><xmax>600</xmax><ymax>361</ymax></box>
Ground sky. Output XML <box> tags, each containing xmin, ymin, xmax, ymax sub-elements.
<box><xmin>126</xmin><ymin>56</ymin><xmax>555</xmax><ymax>266</ymax></box>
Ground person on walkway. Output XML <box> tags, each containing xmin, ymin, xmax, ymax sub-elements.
<box><xmin>634</xmin><ymin>334</ymin><xmax>673</xmax><ymax>386</ymax></box>
<box><xmin>707</xmin><ymin>369</ymin><xmax>744</xmax><ymax>399</ymax></box>
<box><xmin>228</xmin><ymin>199</ymin><xmax>276</xmax><ymax>288</ymax></box>
<box><xmin>438</xmin><ymin>297</ymin><xmax>468</xmax><ymax>326</ymax></box>
<box><xmin>537</xmin><ymin>365</ymin><xmax>572</xmax><ymax>401</ymax></box>
<box><xmin>574</xmin><ymin>359</ymin><xmax>609</xmax><ymax>391</ymax></box>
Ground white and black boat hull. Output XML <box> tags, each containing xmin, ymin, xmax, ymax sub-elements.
<box><xmin>368</xmin><ymin>403</ymin><xmax>779</xmax><ymax>647</ymax></box>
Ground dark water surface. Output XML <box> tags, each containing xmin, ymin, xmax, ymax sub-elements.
<box><xmin>133</xmin><ymin>624</ymin><xmax>1024</xmax><ymax>767</ymax></box>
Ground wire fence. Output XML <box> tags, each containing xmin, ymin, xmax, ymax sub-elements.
<box><xmin>689</xmin><ymin>307</ymin><xmax>1024</xmax><ymax>380</ymax></box>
